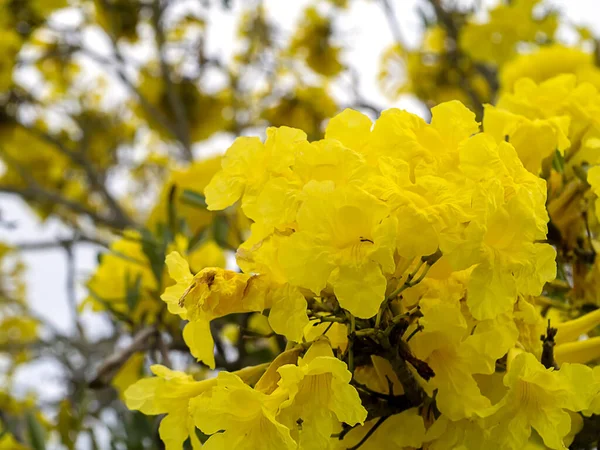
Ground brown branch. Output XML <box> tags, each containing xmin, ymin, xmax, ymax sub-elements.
<box><xmin>380</xmin><ymin>0</ymin><xmax>406</xmax><ymax>47</ymax></box>
<box><xmin>88</xmin><ymin>326</ymin><xmax>158</xmax><ymax>388</ymax></box>
<box><xmin>16</xmin><ymin>122</ymin><xmax>135</xmax><ymax>229</ymax></box>
<box><xmin>151</xmin><ymin>0</ymin><xmax>193</xmax><ymax>162</ymax></box>
<box><xmin>77</xmin><ymin>46</ymin><xmax>183</xmax><ymax>147</ymax></box>
<box><xmin>347</xmin><ymin>415</ymin><xmax>389</xmax><ymax>450</ymax></box>
<box><xmin>0</xmin><ymin>184</ymin><xmax>126</xmax><ymax>230</ymax></box>
<box><xmin>425</xmin><ymin>0</ymin><xmax>489</xmax><ymax>116</ymax></box>
<box><xmin>541</xmin><ymin>321</ymin><xmax>559</xmax><ymax>370</ymax></box>
<box><xmin>13</xmin><ymin>234</ymin><xmax>109</xmax><ymax>251</ymax></box>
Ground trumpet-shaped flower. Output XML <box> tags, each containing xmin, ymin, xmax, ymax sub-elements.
<box><xmin>190</xmin><ymin>371</ymin><xmax>296</xmax><ymax>450</ymax></box>
<box><xmin>278</xmin><ymin>181</ymin><xmax>396</xmax><ymax>318</ymax></box>
<box><xmin>409</xmin><ymin>297</ymin><xmax>517</xmax><ymax>420</ymax></box>
<box><xmin>275</xmin><ymin>340</ymin><xmax>367</xmax><ymax>449</ymax></box>
<box><xmin>205</xmin><ymin>127</ymin><xmax>307</xmax><ymax>214</ymax></box>
<box><xmin>125</xmin><ymin>364</ymin><xmax>217</xmax><ymax>450</ymax></box>
<box><xmin>485</xmin><ymin>353</ymin><xmax>596</xmax><ymax>449</ymax></box>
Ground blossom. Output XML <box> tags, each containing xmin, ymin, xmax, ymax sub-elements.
<box><xmin>204</xmin><ymin>127</ymin><xmax>307</xmax><ymax>213</ymax></box>
<box><xmin>278</xmin><ymin>182</ymin><xmax>396</xmax><ymax>318</ymax></box>
<box><xmin>460</xmin><ymin>0</ymin><xmax>557</xmax><ymax>65</ymax></box>
<box><xmin>125</xmin><ymin>364</ymin><xmax>217</xmax><ymax>450</ymax></box>
<box><xmin>289</xmin><ymin>7</ymin><xmax>343</xmax><ymax>77</ymax></box>
<box><xmin>190</xmin><ymin>371</ymin><xmax>296</xmax><ymax>450</ymax></box>
<box><xmin>500</xmin><ymin>45</ymin><xmax>600</xmax><ymax>92</ymax></box>
<box><xmin>275</xmin><ymin>340</ymin><xmax>367</xmax><ymax>449</ymax></box>
<box><xmin>484</xmin><ymin>353</ymin><xmax>596</xmax><ymax>449</ymax></box>
<box><xmin>409</xmin><ymin>297</ymin><xmax>517</xmax><ymax>420</ymax></box>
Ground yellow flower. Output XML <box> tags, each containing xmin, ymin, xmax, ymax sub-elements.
<box><xmin>147</xmin><ymin>156</ymin><xmax>223</xmax><ymax>234</ymax></box>
<box><xmin>555</xmin><ymin>337</ymin><xmax>600</xmax><ymax>365</ymax></box>
<box><xmin>325</xmin><ymin>108</ymin><xmax>372</xmax><ymax>155</ymax></box>
<box><xmin>554</xmin><ymin>308</ymin><xmax>600</xmax><ymax>345</ymax></box>
<box><xmin>190</xmin><ymin>371</ymin><xmax>296</xmax><ymax>450</ymax></box>
<box><xmin>0</xmin><ymin>432</ymin><xmax>30</xmax><ymax>450</ymax></box>
<box><xmin>303</xmin><ymin>321</ymin><xmax>348</xmax><ymax>353</ymax></box>
<box><xmin>460</xmin><ymin>0</ymin><xmax>557</xmax><ymax>65</ymax></box>
<box><xmin>588</xmin><ymin>166</ymin><xmax>600</xmax><ymax>222</ymax></box>
<box><xmin>513</xmin><ymin>298</ymin><xmax>547</xmax><ymax>357</ymax></box>
<box><xmin>275</xmin><ymin>340</ymin><xmax>367</xmax><ymax>449</ymax></box>
<box><xmin>278</xmin><ymin>182</ymin><xmax>396</xmax><ymax>318</ymax></box>
<box><xmin>161</xmin><ymin>251</ymin><xmax>252</xmax><ymax>367</ymax></box>
<box><xmin>85</xmin><ymin>231</ymin><xmax>159</xmax><ymax>324</ymax></box>
<box><xmin>455</xmin><ymin>134</ymin><xmax>556</xmax><ymax>319</ymax></box>
<box><xmin>289</xmin><ymin>7</ymin><xmax>343</xmax><ymax>77</ymax></box>
<box><xmin>0</xmin><ymin>316</ymin><xmax>38</xmax><ymax>345</ymax></box>
<box><xmin>485</xmin><ymin>353</ymin><xmax>596</xmax><ymax>449</ymax></box>
<box><xmin>111</xmin><ymin>352</ymin><xmax>145</xmax><ymax>402</ymax></box>
<box><xmin>205</xmin><ymin>127</ymin><xmax>307</xmax><ymax>213</ymax></box>
<box><xmin>483</xmin><ymin>103</ymin><xmax>570</xmax><ymax>174</ymax></box>
<box><xmin>424</xmin><ymin>415</ymin><xmax>489</xmax><ymax>450</ymax></box>
<box><xmin>500</xmin><ymin>45</ymin><xmax>600</xmax><ymax>92</ymax></box>
<box><xmin>379</xmin><ymin>29</ymin><xmax>491</xmax><ymax>108</ymax></box>
<box><xmin>125</xmin><ymin>364</ymin><xmax>216</xmax><ymax>450</ymax></box>
<box><xmin>261</xmin><ymin>86</ymin><xmax>338</xmax><ymax>140</ymax></box>
<box><xmin>409</xmin><ymin>297</ymin><xmax>517</xmax><ymax>420</ymax></box>
<box><xmin>163</xmin><ymin>251</ymin><xmax>309</xmax><ymax>364</ymax></box>
<box><xmin>369</xmin><ymin>102</ymin><xmax>479</xmax><ymax>258</ymax></box>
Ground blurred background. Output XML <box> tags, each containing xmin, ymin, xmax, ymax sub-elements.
<box><xmin>0</xmin><ymin>0</ymin><xmax>598</xmax><ymax>448</ymax></box>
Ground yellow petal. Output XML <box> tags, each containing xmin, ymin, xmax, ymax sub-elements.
<box><xmin>183</xmin><ymin>320</ymin><xmax>215</xmax><ymax>369</ymax></box>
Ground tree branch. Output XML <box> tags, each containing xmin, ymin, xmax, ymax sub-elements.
<box><xmin>380</xmin><ymin>0</ymin><xmax>406</xmax><ymax>47</ymax></box>
<box><xmin>16</xmin><ymin>122</ymin><xmax>135</xmax><ymax>229</ymax></box>
<box><xmin>151</xmin><ymin>0</ymin><xmax>193</xmax><ymax>162</ymax></box>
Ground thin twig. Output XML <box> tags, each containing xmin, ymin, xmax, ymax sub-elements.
<box><xmin>0</xmin><ymin>184</ymin><xmax>124</xmax><ymax>230</ymax></box>
<box><xmin>89</xmin><ymin>326</ymin><xmax>158</xmax><ymax>388</ymax></box>
<box><xmin>151</xmin><ymin>0</ymin><xmax>193</xmax><ymax>162</ymax></box>
<box><xmin>347</xmin><ymin>416</ymin><xmax>389</xmax><ymax>450</ymax></box>
<box><xmin>13</xmin><ymin>235</ymin><xmax>110</xmax><ymax>251</ymax></box>
<box><xmin>380</xmin><ymin>0</ymin><xmax>406</xmax><ymax>47</ymax></box>
<box><xmin>64</xmin><ymin>241</ymin><xmax>85</xmax><ymax>338</ymax></box>
<box><xmin>16</xmin><ymin>122</ymin><xmax>134</xmax><ymax>229</ymax></box>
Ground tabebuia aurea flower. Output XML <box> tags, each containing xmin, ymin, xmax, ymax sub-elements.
<box><xmin>125</xmin><ymin>98</ymin><xmax>600</xmax><ymax>450</ymax></box>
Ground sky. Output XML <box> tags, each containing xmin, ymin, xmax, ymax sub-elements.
<box><xmin>2</xmin><ymin>0</ymin><xmax>600</xmax><ymax>440</ymax></box>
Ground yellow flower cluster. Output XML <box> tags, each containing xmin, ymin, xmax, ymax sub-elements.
<box><xmin>127</xmin><ymin>340</ymin><xmax>366</xmax><ymax>449</ymax></box>
<box><xmin>460</xmin><ymin>0</ymin><xmax>557</xmax><ymax>65</ymax></box>
<box><xmin>206</xmin><ymin>100</ymin><xmax>553</xmax><ymax>321</ymax></box>
<box><xmin>289</xmin><ymin>7</ymin><xmax>343</xmax><ymax>78</ymax></box>
<box><xmin>125</xmin><ymin>96</ymin><xmax>600</xmax><ymax>449</ymax></box>
<box><xmin>379</xmin><ymin>27</ymin><xmax>491</xmax><ymax>108</ymax></box>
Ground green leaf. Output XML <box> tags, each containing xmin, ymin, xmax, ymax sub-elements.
<box><xmin>213</xmin><ymin>214</ymin><xmax>230</xmax><ymax>248</ymax></box>
<box><xmin>125</xmin><ymin>271</ymin><xmax>143</xmax><ymax>313</ymax></box>
<box><xmin>25</xmin><ymin>411</ymin><xmax>46</xmax><ymax>450</ymax></box>
<box><xmin>188</xmin><ymin>227</ymin><xmax>209</xmax><ymax>253</ymax></box>
<box><xmin>167</xmin><ymin>184</ymin><xmax>178</xmax><ymax>234</ymax></box>
<box><xmin>140</xmin><ymin>228</ymin><xmax>167</xmax><ymax>288</ymax></box>
<box><xmin>552</xmin><ymin>149</ymin><xmax>565</xmax><ymax>173</ymax></box>
<box><xmin>180</xmin><ymin>189</ymin><xmax>208</xmax><ymax>209</ymax></box>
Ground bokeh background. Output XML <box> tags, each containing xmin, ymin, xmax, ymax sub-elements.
<box><xmin>1</xmin><ymin>0</ymin><xmax>599</xmax><ymax>448</ymax></box>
